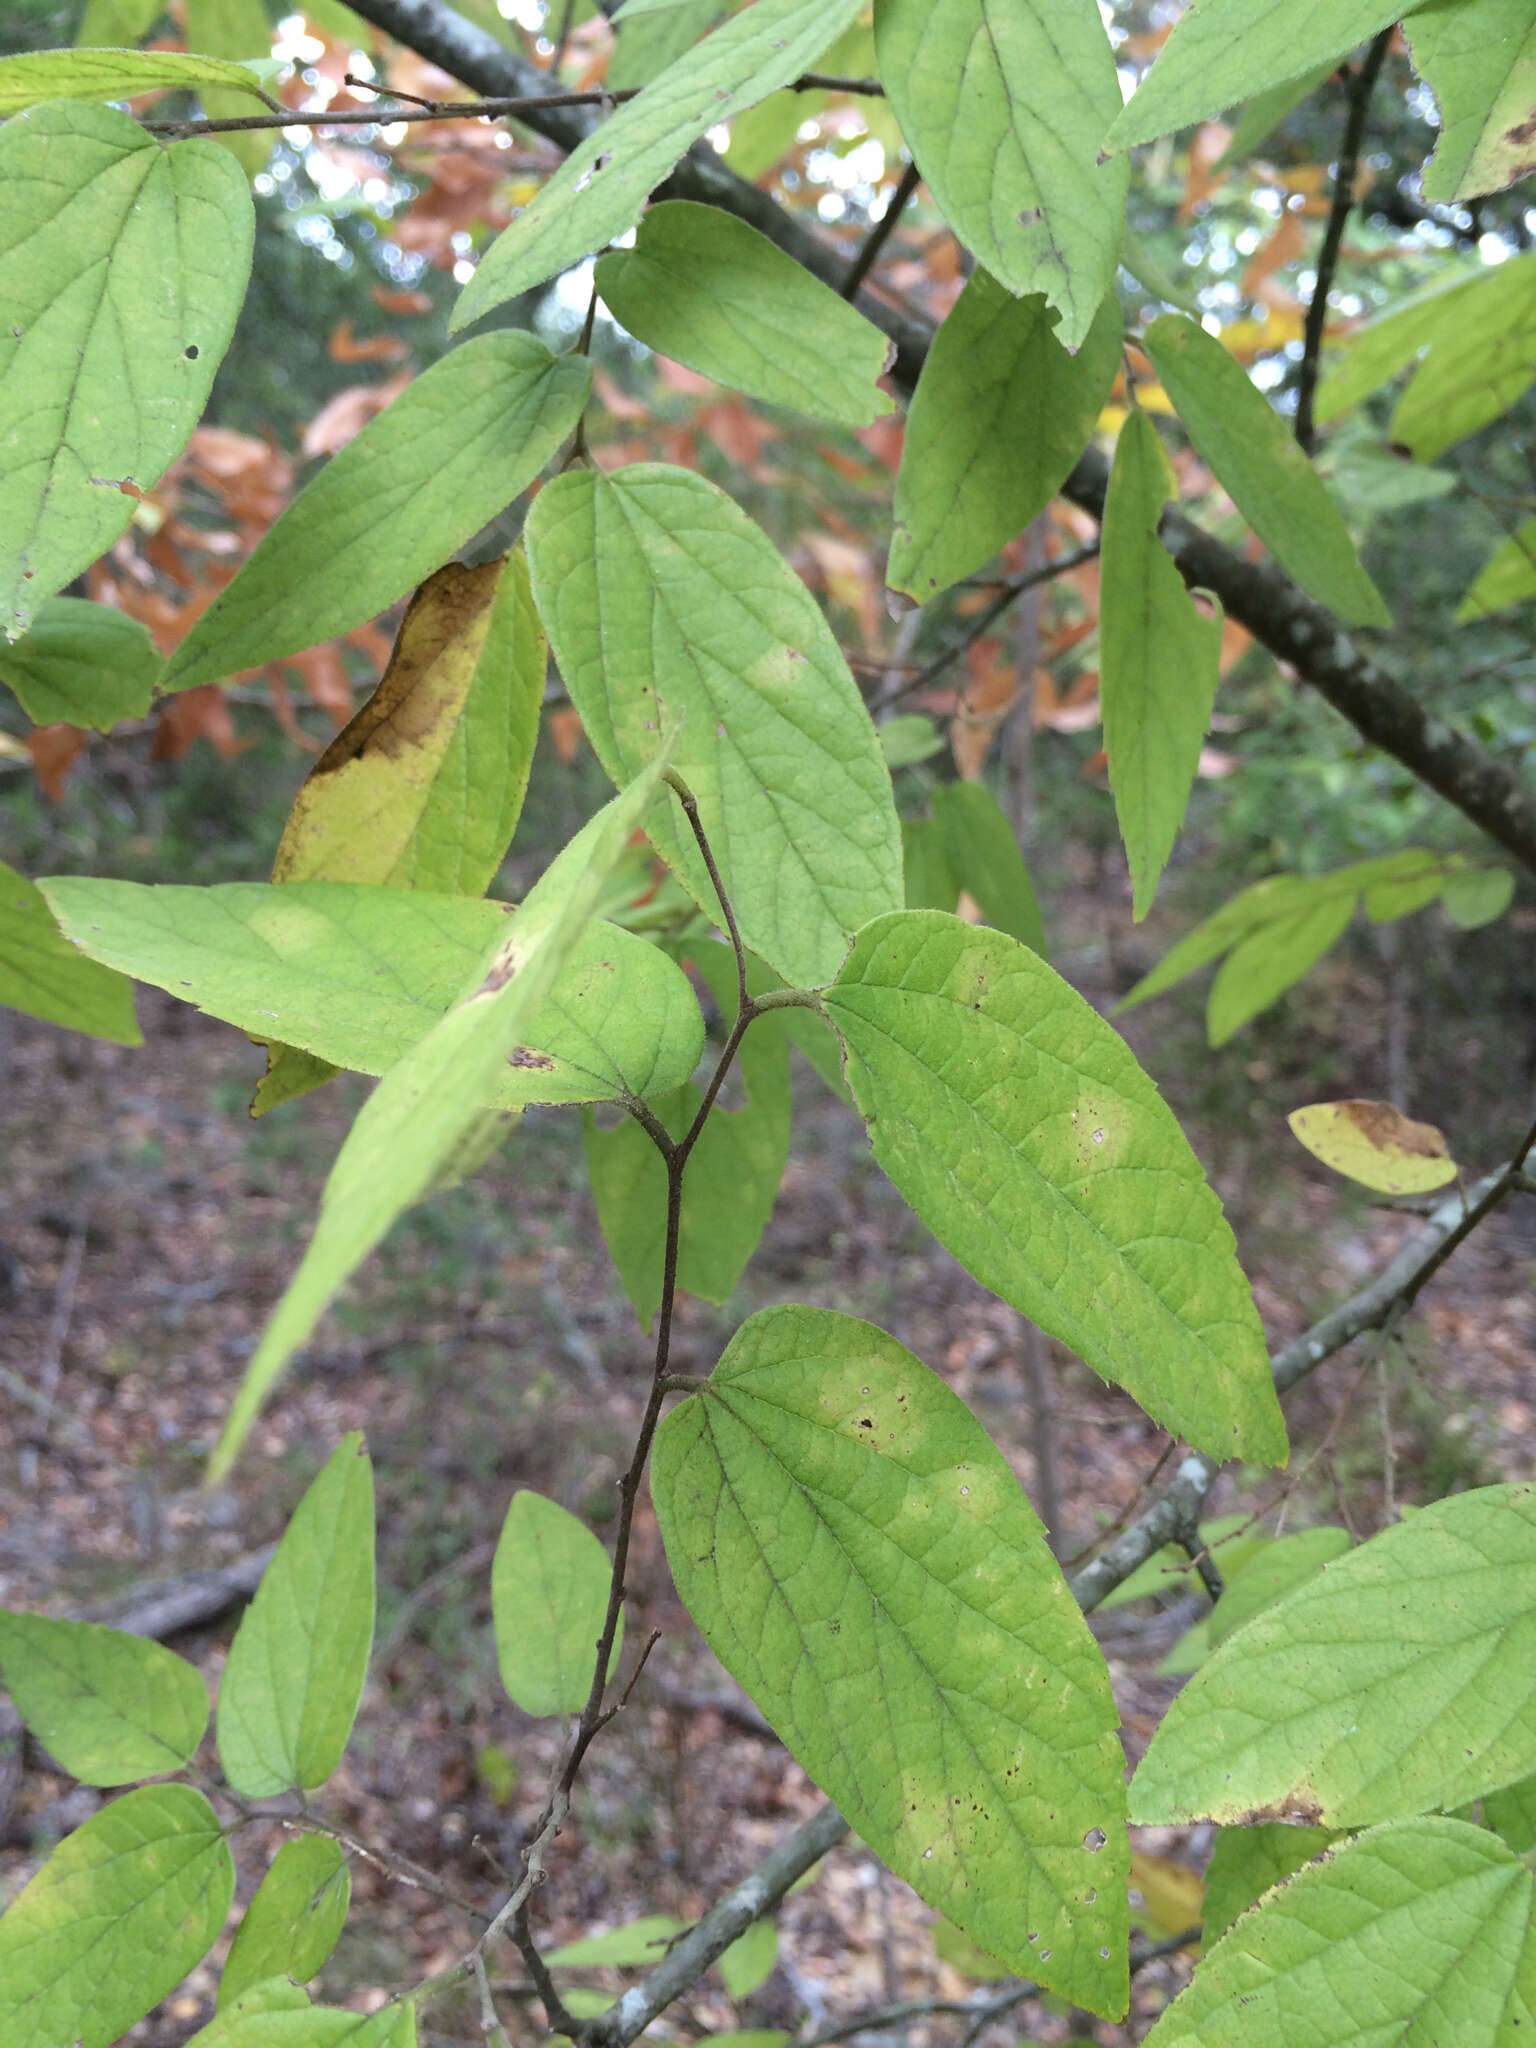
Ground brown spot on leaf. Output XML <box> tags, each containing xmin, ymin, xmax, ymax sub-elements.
<box><xmin>508</xmin><ymin>1046</ymin><xmax>555</xmax><ymax>1070</ymax></box>
<box><xmin>1231</xmin><ymin>1796</ymin><xmax>1326</xmax><ymax>1826</ymax></box>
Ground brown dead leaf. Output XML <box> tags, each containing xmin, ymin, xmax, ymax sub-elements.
<box><xmin>547</xmin><ymin>706</ymin><xmax>586</xmax><ymax>765</ymax></box>
<box><xmin>1181</xmin><ymin>122</ymin><xmax>1234</xmax><ymax>219</ymax></box>
<box><xmin>302</xmin><ymin>372</ymin><xmax>413</xmax><ymax>458</ymax></box>
<box><xmin>328</xmin><ymin>320</ymin><xmax>410</xmax><ymax>364</ymax></box>
<box><xmin>591</xmin><ymin>368</ymin><xmax>652</xmax><ymax>422</ymax></box>
<box><xmin>1241</xmin><ymin>208</ymin><xmax>1308</xmax><ymax>297</ymax></box>
<box><xmin>373</xmin><ymin>286</ymin><xmax>434</xmax><ymax>316</ymax></box>
<box><xmin>26</xmin><ymin>724</ymin><xmax>87</xmax><ymax>801</ymax></box>
<box><xmin>283</xmin><ymin>643</ymin><xmax>356</xmax><ymax>727</ymax></box>
<box><xmin>151</xmin><ymin>686</ymin><xmax>245</xmax><ymax>762</ymax></box>
<box><xmin>952</xmin><ymin>637</ymin><xmax>1019</xmax><ymax>778</ymax></box>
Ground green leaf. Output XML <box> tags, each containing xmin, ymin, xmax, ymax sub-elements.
<box><xmin>0</xmin><ymin>597</ymin><xmax>160</xmax><ymax>728</ymax></box>
<box><xmin>929</xmin><ymin>781</ymin><xmax>1046</xmax><ymax>955</ymax></box>
<box><xmin>1208</xmin><ymin>1528</ymin><xmax>1353</xmax><ymax>1651</ymax></box>
<box><xmin>0</xmin><ymin>1611</ymin><xmax>207</xmax><ymax>1784</ymax></box>
<box><xmin>0</xmin><ymin>45</ymin><xmax>274</xmax><ymax>115</ymax></box>
<box><xmin>525</xmin><ymin>464</ymin><xmax>902</xmax><ymax>987</ymax></box>
<box><xmin>1131</xmin><ymin>1482</ymin><xmax>1536</xmax><ymax>1829</ymax></box>
<box><xmin>216</xmin><ymin>1434</ymin><xmax>375</xmax><ymax>1797</ymax></box>
<box><xmin>684</xmin><ymin>2036</ymin><xmax>787</xmax><ymax>2048</ymax></box>
<box><xmin>652</xmin><ymin>1304</ymin><xmax>1130</xmax><ymax>2018</ymax></box>
<box><xmin>162</xmin><ymin>335</ymin><xmax>591</xmax><ymax>692</ymax></box>
<box><xmin>192</xmin><ymin>1998</ymin><xmax>417</xmax><ymax>2048</ymax></box>
<box><xmin>1456</xmin><ymin>515</ymin><xmax>1536</xmax><ymax>622</ymax></box>
<box><xmin>1157</xmin><ymin>1616</ymin><xmax>1211</xmax><ymax>1676</ymax></box>
<box><xmin>42</xmin><ymin>879</ymin><xmax>703</xmax><ymax>1109</ymax></box>
<box><xmin>902</xmin><ymin>816</ymin><xmax>960</xmax><ymax>916</ymax></box>
<box><xmin>874</xmin><ymin>0</ymin><xmax>1128</xmax><ymax>349</ymax></box>
<box><xmin>1313</xmin><ymin>261</ymin><xmax>1489</xmax><ymax>424</ymax></box>
<box><xmin>1216</xmin><ymin>62</ymin><xmax>1340</xmax><ymax>166</ymax></box>
<box><xmin>1388</xmin><ymin>253</ymin><xmax>1536</xmax><ymax>459</ymax></box>
<box><xmin>888</xmin><ymin>276</ymin><xmax>1120</xmax><ymax>601</ymax></box>
<box><xmin>1105</xmin><ymin>2</ymin><xmax>1413</xmax><ymax>153</ymax></box>
<box><xmin>1206</xmin><ymin>890</ymin><xmax>1357</xmax><ymax>1045</ymax></box>
<box><xmin>879</xmin><ymin>715</ymin><xmax>944</xmax><ymax>768</ymax></box>
<box><xmin>77</xmin><ymin>0</ymin><xmax>165</xmax><ymax>43</ymax></box>
<box><xmin>2</xmin><ymin>860</ymin><xmax>140</xmax><ymax>1045</ymax></box>
<box><xmin>608</xmin><ymin>0</ymin><xmax>722</xmax><ymax>93</ymax></box>
<box><xmin>186</xmin><ymin>0</ymin><xmax>279</xmax><ymax>179</ymax></box>
<box><xmin>1201</xmin><ymin>1823</ymin><xmax>1342</xmax><ymax>1946</ymax></box>
<box><xmin>718</xmin><ymin>1918</ymin><xmax>778</xmax><ymax>1998</ymax></box>
<box><xmin>1442</xmin><ymin>865</ymin><xmax>1515</xmax><ymax>929</ymax></box>
<box><xmin>1099</xmin><ymin>409</ymin><xmax>1224</xmax><ymax>922</ymax></box>
<box><xmin>1141</xmin><ymin>1818</ymin><xmax>1536</xmax><ymax>2046</ymax></box>
<box><xmin>1322</xmin><ymin>438</ymin><xmax>1456</xmax><ymax>517</ymax></box>
<box><xmin>1479</xmin><ymin>1774</ymin><xmax>1536</xmax><ymax>1855</ymax></box>
<box><xmin>451</xmin><ymin>0</ymin><xmax>865</xmax><ymax>328</ymax></box>
<box><xmin>1363</xmin><ymin>858</ymin><xmax>1452</xmax><ymax>921</ymax></box>
<box><xmin>491</xmin><ymin>1491</ymin><xmax>621</xmax><ymax>1717</ymax></box>
<box><xmin>823</xmin><ymin>912</ymin><xmax>1285</xmax><ymax>1464</ymax></box>
<box><xmin>1408</xmin><ymin>0</ymin><xmax>1536</xmax><ymax>201</ymax></box>
<box><xmin>1143</xmin><ymin>315</ymin><xmax>1390</xmax><ymax>627</ymax></box>
<box><xmin>595</xmin><ymin>202</ymin><xmax>895</xmax><ymax>427</ymax></box>
<box><xmin>1114</xmin><ymin>851</ymin><xmax>1457</xmax><ymax>1040</ymax></box>
<box><xmin>219</xmin><ymin>1837</ymin><xmax>351</xmax><ymax>2008</ymax></box>
<box><xmin>545</xmin><ymin>1915</ymin><xmax>683</xmax><ymax>1968</ymax></box>
<box><xmin>930</xmin><ymin>1916</ymin><xmax>1010</xmax><ymax>1980</ymax></box>
<box><xmin>0</xmin><ymin>1783</ymin><xmax>235</xmax><ymax>2048</ymax></box>
<box><xmin>584</xmin><ymin>940</ymin><xmax>791</xmax><ymax>1327</ymax></box>
<box><xmin>0</xmin><ymin>100</ymin><xmax>253</xmax><ymax>640</ymax></box>
<box><xmin>209</xmin><ymin>752</ymin><xmax>675</xmax><ymax>1479</ymax></box>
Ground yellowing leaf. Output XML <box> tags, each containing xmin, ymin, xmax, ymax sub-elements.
<box><xmin>1287</xmin><ymin>1099</ymin><xmax>1457</xmax><ymax>1195</ymax></box>
<box><xmin>1128</xmin><ymin>1849</ymin><xmax>1204</xmax><ymax>1938</ymax></box>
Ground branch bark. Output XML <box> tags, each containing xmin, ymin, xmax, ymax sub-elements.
<box><xmin>339</xmin><ymin>0</ymin><xmax>1536</xmax><ymax>874</ymax></box>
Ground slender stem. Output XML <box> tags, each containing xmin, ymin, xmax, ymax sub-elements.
<box><xmin>1295</xmin><ymin>30</ymin><xmax>1392</xmax><ymax>452</ymax></box>
<box><xmin>509</xmin><ymin>1906</ymin><xmax>582</xmax><ymax>2038</ymax></box>
<box><xmin>547</xmin><ymin>0</ymin><xmax>579</xmax><ymax>76</ymax></box>
<box><xmin>841</xmin><ymin>157</ymin><xmax>921</xmax><ymax>301</ymax></box>
<box><xmin>871</xmin><ymin>543</ymin><xmax>1100</xmax><ymax>715</ymax></box>
<box><xmin>471</xmin><ymin>1952</ymin><xmax>515</xmax><ymax>2048</ymax></box>
<box><xmin>139</xmin><ymin>72</ymin><xmax>884</xmax><ymax>140</ymax></box>
<box><xmin>1070</xmin><ymin>1138</ymin><xmax>1532</xmax><ymax>1611</ymax></box>
<box><xmin>666</xmin><ymin>769</ymin><xmax>749</xmax><ymax>1026</ymax></box>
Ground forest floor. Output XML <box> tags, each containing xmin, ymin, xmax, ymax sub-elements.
<box><xmin>3</xmin><ymin>874</ymin><xmax>1534</xmax><ymax>2047</ymax></box>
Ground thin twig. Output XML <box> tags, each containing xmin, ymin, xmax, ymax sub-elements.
<box><xmin>471</xmin><ymin>1952</ymin><xmax>514</xmax><ymax>2048</ymax></box>
<box><xmin>547</xmin><ymin>0</ymin><xmax>579</xmax><ymax>78</ymax></box>
<box><xmin>1069</xmin><ymin>1139</ymin><xmax>1531</xmax><ymax>1612</ymax></box>
<box><xmin>0</xmin><ymin>1365</ymin><xmax>95</xmax><ymax>1448</ymax></box>
<box><xmin>841</xmin><ymin>157</ymin><xmax>921</xmax><ymax>301</ymax></box>
<box><xmin>35</xmin><ymin>1207</ymin><xmax>89</xmax><ymax>1424</ymax></box>
<box><xmin>510</xmin><ymin>1901</ymin><xmax>583</xmax><ymax>2039</ymax></box>
<box><xmin>582</xmin><ymin>1802</ymin><xmax>850</xmax><ymax>2048</ymax></box>
<box><xmin>871</xmin><ymin>544</ymin><xmax>1100</xmax><ymax>715</ymax></box>
<box><xmin>1295</xmin><ymin>29</ymin><xmax>1392</xmax><ymax>452</ymax></box>
<box><xmin>139</xmin><ymin>72</ymin><xmax>884</xmax><ymax>139</ymax></box>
